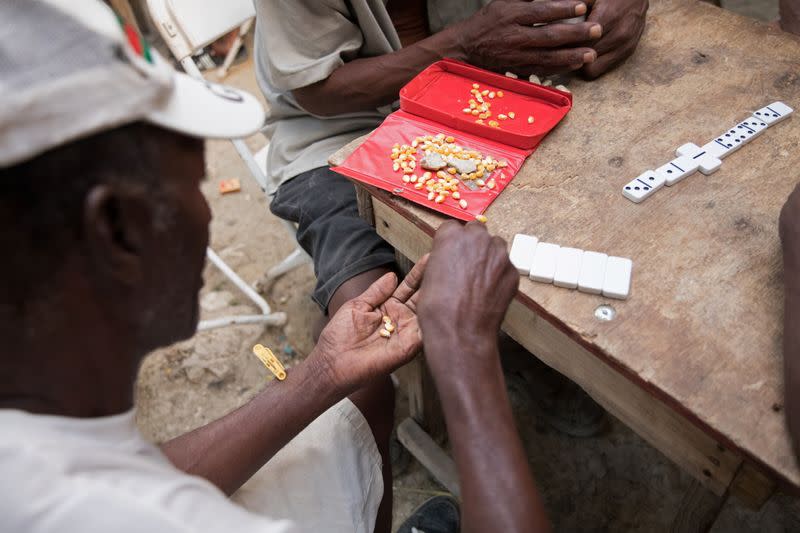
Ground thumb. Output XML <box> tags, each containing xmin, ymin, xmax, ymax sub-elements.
<box><xmin>358</xmin><ymin>272</ymin><xmax>398</xmax><ymax>309</ymax></box>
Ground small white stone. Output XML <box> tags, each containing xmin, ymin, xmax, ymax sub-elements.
<box><xmin>420</xmin><ymin>152</ymin><xmax>447</xmax><ymax>171</ymax></box>
<box><xmin>446</xmin><ymin>157</ymin><xmax>478</xmax><ymax>175</ymax></box>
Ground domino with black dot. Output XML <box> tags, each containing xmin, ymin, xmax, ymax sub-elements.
<box><xmin>622</xmin><ymin>170</ymin><xmax>665</xmax><ymax>203</ymax></box>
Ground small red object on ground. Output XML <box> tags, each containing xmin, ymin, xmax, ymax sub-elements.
<box><xmin>219</xmin><ymin>178</ymin><xmax>241</xmax><ymax>194</ymax></box>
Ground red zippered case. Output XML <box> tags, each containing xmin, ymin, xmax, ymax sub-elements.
<box><xmin>332</xmin><ymin>59</ymin><xmax>572</xmax><ymax>221</ymax></box>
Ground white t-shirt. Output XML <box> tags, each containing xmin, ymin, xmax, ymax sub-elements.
<box><xmin>0</xmin><ymin>409</ymin><xmax>296</xmax><ymax>533</ymax></box>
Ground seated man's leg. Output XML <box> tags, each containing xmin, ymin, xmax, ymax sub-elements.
<box><xmin>270</xmin><ymin>167</ymin><xmax>396</xmax><ymax>533</ymax></box>
<box><xmin>270</xmin><ymin>166</ymin><xmax>397</xmax><ymax>314</ymax></box>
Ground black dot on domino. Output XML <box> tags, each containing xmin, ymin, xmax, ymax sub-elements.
<box><xmin>625</xmin><ymin>186</ymin><xmax>631</xmax><ymax>190</ymax></box>
<box><xmin>667</xmin><ymin>169</ymin><xmax>673</xmax><ymax>174</ymax></box>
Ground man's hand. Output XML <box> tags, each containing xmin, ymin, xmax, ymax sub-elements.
<box><xmin>453</xmin><ymin>0</ymin><xmax>601</xmax><ymax>75</ymax></box>
<box><xmin>417</xmin><ymin>221</ymin><xmax>519</xmax><ymax>378</ymax></box>
<box><xmin>311</xmin><ymin>256</ymin><xmax>428</xmax><ymax>396</ymax></box>
<box><xmin>417</xmin><ymin>222</ymin><xmax>550</xmax><ymax>532</ymax></box>
<box><xmin>580</xmin><ymin>0</ymin><xmax>649</xmax><ymax>79</ymax></box>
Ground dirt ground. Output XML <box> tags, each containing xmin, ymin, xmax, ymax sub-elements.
<box><xmin>135</xmin><ymin>2</ymin><xmax>800</xmax><ymax>530</ymax></box>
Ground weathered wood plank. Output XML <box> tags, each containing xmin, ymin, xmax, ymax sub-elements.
<box><xmin>729</xmin><ymin>462</ymin><xmax>776</xmax><ymax>510</ymax></box>
<box><xmin>397</xmin><ymin>418</ymin><xmax>461</xmax><ymax>498</ymax></box>
<box><xmin>670</xmin><ymin>480</ymin><xmax>727</xmax><ymax>533</ymax></box>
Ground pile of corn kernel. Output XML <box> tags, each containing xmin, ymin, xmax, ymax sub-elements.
<box><xmin>390</xmin><ymin>133</ymin><xmax>508</xmax><ymax>211</ymax></box>
<box><xmin>462</xmin><ymin>82</ymin><xmax>504</xmax><ymax>128</ymax></box>
<box><xmin>379</xmin><ymin>315</ymin><xmax>395</xmax><ymax>338</ymax></box>
<box><xmin>462</xmin><ymin>83</ymin><xmax>534</xmax><ymax>127</ymax></box>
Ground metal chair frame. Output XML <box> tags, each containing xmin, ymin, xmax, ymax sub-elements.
<box><xmin>145</xmin><ymin>0</ymin><xmax>309</xmax><ymax>331</ymax></box>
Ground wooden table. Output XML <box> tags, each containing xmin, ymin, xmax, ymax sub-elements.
<box><xmin>330</xmin><ymin>0</ymin><xmax>800</xmax><ymax>525</ymax></box>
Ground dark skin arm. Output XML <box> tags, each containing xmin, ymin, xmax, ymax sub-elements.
<box><xmin>418</xmin><ymin>222</ymin><xmax>550</xmax><ymax>533</ymax></box>
<box><xmin>580</xmin><ymin>0</ymin><xmax>649</xmax><ymax>79</ymax></box>
<box><xmin>294</xmin><ymin>0</ymin><xmax>600</xmax><ymax>117</ymax></box>
<box><xmin>780</xmin><ymin>184</ymin><xmax>800</xmax><ymax>455</ymax></box>
<box><xmin>161</xmin><ymin>260</ymin><xmax>427</xmax><ymax>495</ymax></box>
<box><xmin>781</xmin><ymin>0</ymin><xmax>800</xmax><ymax>35</ymax></box>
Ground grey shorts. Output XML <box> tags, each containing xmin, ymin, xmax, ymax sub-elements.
<box><xmin>270</xmin><ymin>166</ymin><xmax>396</xmax><ymax>311</ymax></box>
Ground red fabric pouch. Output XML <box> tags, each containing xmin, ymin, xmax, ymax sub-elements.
<box><xmin>332</xmin><ymin>59</ymin><xmax>572</xmax><ymax>221</ymax></box>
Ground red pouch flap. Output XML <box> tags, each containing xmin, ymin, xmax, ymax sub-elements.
<box><xmin>332</xmin><ymin>110</ymin><xmax>530</xmax><ymax>222</ymax></box>
<box><xmin>400</xmin><ymin>58</ymin><xmax>572</xmax><ymax>150</ymax></box>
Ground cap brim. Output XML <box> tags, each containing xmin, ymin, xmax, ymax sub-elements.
<box><xmin>144</xmin><ymin>72</ymin><xmax>265</xmax><ymax>140</ymax></box>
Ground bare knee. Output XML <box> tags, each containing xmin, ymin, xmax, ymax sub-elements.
<box><xmin>327</xmin><ymin>267</ymin><xmax>394</xmax><ymax>317</ymax></box>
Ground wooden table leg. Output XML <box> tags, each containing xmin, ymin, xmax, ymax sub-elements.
<box><xmin>355</xmin><ymin>184</ymin><xmax>376</xmax><ymax>226</ymax></box>
<box><xmin>671</xmin><ymin>480</ymin><xmax>728</xmax><ymax>533</ymax></box>
<box><xmin>397</xmin><ymin>418</ymin><xmax>460</xmax><ymax>498</ymax></box>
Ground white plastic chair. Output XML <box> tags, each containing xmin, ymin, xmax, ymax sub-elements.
<box><xmin>145</xmin><ymin>0</ymin><xmax>309</xmax><ymax>331</ymax></box>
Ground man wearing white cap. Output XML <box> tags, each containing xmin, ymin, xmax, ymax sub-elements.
<box><xmin>0</xmin><ymin>2</ymin><xmax>554</xmax><ymax>533</ymax></box>
<box><xmin>0</xmin><ymin>1</ymin><xmax>421</xmax><ymax>531</ymax></box>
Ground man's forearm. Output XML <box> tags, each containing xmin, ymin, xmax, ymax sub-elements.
<box><xmin>426</xmin><ymin>337</ymin><xmax>550</xmax><ymax>533</ymax></box>
<box><xmin>293</xmin><ymin>27</ymin><xmax>464</xmax><ymax>117</ymax></box>
<box><xmin>785</xmin><ymin>276</ymin><xmax>800</xmax><ymax>454</ymax></box>
<box><xmin>160</xmin><ymin>355</ymin><xmax>342</xmax><ymax>496</ymax></box>
<box><xmin>781</xmin><ymin>0</ymin><xmax>800</xmax><ymax>35</ymax></box>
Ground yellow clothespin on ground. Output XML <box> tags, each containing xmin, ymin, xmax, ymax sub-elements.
<box><xmin>219</xmin><ymin>178</ymin><xmax>241</xmax><ymax>194</ymax></box>
<box><xmin>252</xmin><ymin>344</ymin><xmax>287</xmax><ymax>381</ymax></box>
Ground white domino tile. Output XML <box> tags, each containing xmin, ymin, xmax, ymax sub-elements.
<box><xmin>622</xmin><ymin>170</ymin><xmax>665</xmax><ymax>203</ymax></box>
<box><xmin>577</xmin><ymin>251</ymin><xmax>608</xmax><ymax>295</ymax></box>
<box><xmin>737</xmin><ymin>116</ymin><xmax>769</xmax><ymax>139</ymax></box>
<box><xmin>553</xmin><ymin>247</ymin><xmax>583</xmax><ymax>289</ymax></box>
<box><xmin>624</xmin><ymin>102</ymin><xmax>790</xmax><ymax>207</ymax></box>
<box><xmin>602</xmin><ymin>256</ymin><xmax>633</xmax><ymax>300</ymax></box>
<box><xmin>657</xmin><ymin>156</ymin><xmax>699</xmax><ymax>186</ymax></box>
<box><xmin>702</xmin><ymin>139</ymin><xmax>734</xmax><ymax>160</ymax></box>
<box><xmin>529</xmin><ymin>242</ymin><xmax>560</xmax><ymax>283</ymax></box>
<box><xmin>676</xmin><ymin>142</ymin><xmax>722</xmax><ymax>175</ymax></box>
<box><xmin>709</xmin><ymin>123</ymin><xmax>754</xmax><ymax>158</ymax></box>
<box><xmin>753</xmin><ymin>101</ymin><xmax>794</xmax><ymax>126</ymax></box>
<box><xmin>509</xmin><ymin>234</ymin><xmax>538</xmax><ymax>276</ymax></box>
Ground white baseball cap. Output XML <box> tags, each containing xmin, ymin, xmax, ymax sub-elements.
<box><xmin>0</xmin><ymin>0</ymin><xmax>266</xmax><ymax>167</ymax></box>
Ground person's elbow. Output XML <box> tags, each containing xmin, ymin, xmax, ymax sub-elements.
<box><xmin>293</xmin><ymin>75</ymin><xmax>384</xmax><ymax>117</ymax></box>
<box><xmin>292</xmin><ymin>82</ymin><xmax>343</xmax><ymax>117</ymax></box>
